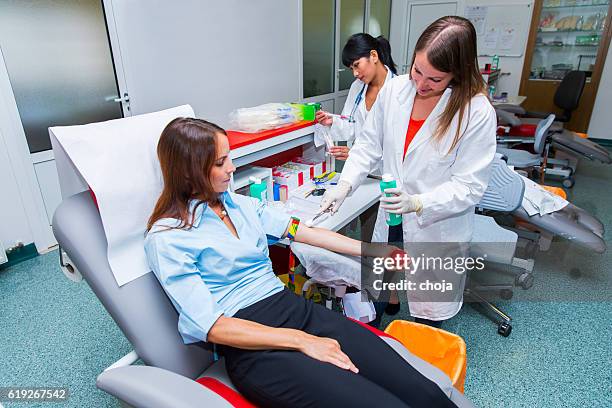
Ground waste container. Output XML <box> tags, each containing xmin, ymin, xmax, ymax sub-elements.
<box><xmin>384</xmin><ymin>320</ymin><xmax>467</xmax><ymax>393</ymax></box>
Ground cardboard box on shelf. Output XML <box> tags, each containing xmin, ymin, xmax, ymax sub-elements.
<box><xmin>272</xmin><ymin>166</ymin><xmax>303</xmax><ymax>191</ymax></box>
<box><xmin>292</xmin><ymin>157</ymin><xmax>325</xmax><ymax>178</ymax></box>
<box><xmin>282</xmin><ymin>162</ymin><xmax>310</xmax><ymax>183</ymax></box>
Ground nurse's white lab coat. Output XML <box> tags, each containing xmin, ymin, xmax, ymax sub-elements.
<box><xmin>340</xmin><ymin>75</ymin><xmax>497</xmax><ymax>320</ymax></box>
<box><xmin>328</xmin><ymin>66</ymin><xmax>395</xmax><ymax>145</ymax></box>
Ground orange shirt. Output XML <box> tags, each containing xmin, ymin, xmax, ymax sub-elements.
<box><xmin>404</xmin><ymin>117</ymin><xmax>425</xmax><ymax>158</ymax></box>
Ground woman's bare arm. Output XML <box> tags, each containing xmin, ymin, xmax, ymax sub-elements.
<box><xmin>293</xmin><ymin>224</ymin><xmax>362</xmax><ymax>256</ymax></box>
<box><xmin>292</xmin><ymin>223</ymin><xmax>398</xmax><ymax>258</ymax></box>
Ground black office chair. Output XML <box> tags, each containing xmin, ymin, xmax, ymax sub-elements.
<box><xmin>496</xmin><ymin>70</ymin><xmax>587</xmax><ymax>126</ymax></box>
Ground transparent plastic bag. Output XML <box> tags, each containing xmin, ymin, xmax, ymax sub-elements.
<box><xmin>228</xmin><ymin>103</ymin><xmax>302</xmax><ymax>133</ymax></box>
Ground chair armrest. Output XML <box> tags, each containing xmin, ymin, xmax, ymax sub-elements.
<box><xmin>495</xmin><ymin>109</ymin><xmax>521</xmax><ymax>127</ymax></box>
<box><xmin>495</xmin><ymin>104</ymin><xmax>526</xmax><ymax>115</ymax></box>
<box><xmin>97</xmin><ymin>365</ymin><xmax>233</xmax><ymax>408</ymax></box>
<box><xmin>523</xmin><ymin>110</ymin><xmax>550</xmax><ymax>119</ymax></box>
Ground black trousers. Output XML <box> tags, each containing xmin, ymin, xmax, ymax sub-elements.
<box><xmin>221</xmin><ymin>289</ymin><xmax>456</xmax><ymax>408</ymax></box>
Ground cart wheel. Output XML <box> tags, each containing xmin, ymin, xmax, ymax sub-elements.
<box><xmin>498</xmin><ymin>322</ymin><xmax>512</xmax><ymax>337</ymax></box>
<box><xmin>500</xmin><ymin>289</ymin><xmax>514</xmax><ymax>300</ymax></box>
<box><xmin>562</xmin><ymin>177</ymin><xmax>575</xmax><ymax>188</ymax></box>
<box><xmin>515</xmin><ymin>272</ymin><xmax>534</xmax><ymax>290</ymax></box>
<box><xmin>569</xmin><ymin>267</ymin><xmax>581</xmax><ymax>279</ymax></box>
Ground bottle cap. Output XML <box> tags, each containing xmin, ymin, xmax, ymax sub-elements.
<box><xmin>381</xmin><ymin>173</ymin><xmax>394</xmax><ymax>182</ymax></box>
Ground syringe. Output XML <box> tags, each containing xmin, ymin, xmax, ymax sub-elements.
<box><xmin>326</xmin><ymin>113</ymin><xmax>352</xmax><ymax>122</ymax></box>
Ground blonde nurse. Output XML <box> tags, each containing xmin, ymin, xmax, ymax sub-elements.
<box><xmin>320</xmin><ymin>16</ymin><xmax>497</xmax><ymax>327</ymax></box>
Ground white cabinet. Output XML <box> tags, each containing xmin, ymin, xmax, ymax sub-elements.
<box><xmin>32</xmin><ymin>156</ymin><xmax>62</xmax><ymax>225</ymax></box>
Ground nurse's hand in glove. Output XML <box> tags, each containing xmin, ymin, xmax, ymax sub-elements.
<box><xmin>379</xmin><ymin>187</ymin><xmax>423</xmax><ymax>214</ymax></box>
<box><xmin>315</xmin><ymin>110</ymin><xmax>333</xmax><ymax>126</ymax></box>
<box><xmin>319</xmin><ymin>180</ymin><xmax>352</xmax><ymax>214</ymax></box>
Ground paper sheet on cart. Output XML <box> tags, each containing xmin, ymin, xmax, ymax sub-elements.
<box><xmin>285</xmin><ymin>176</ymin><xmax>340</xmax><ymax>225</ymax></box>
<box><xmin>519</xmin><ymin>175</ymin><xmax>568</xmax><ymax>216</ymax></box>
<box><xmin>50</xmin><ymin>105</ymin><xmax>195</xmax><ymax>286</ymax></box>
<box><xmin>290</xmin><ymin>242</ymin><xmax>380</xmax><ymax>299</ymax></box>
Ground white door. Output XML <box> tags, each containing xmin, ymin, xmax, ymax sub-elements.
<box><xmin>104</xmin><ymin>1</ymin><xmax>301</xmax><ymax>127</ymax></box>
<box><xmin>0</xmin><ymin>0</ymin><xmax>127</xmax><ymax>250</ymax></box>
<box><xmin>401</xmin><ymin>1</ymin><xmax>458</xmax><ymax>74</ymax></box>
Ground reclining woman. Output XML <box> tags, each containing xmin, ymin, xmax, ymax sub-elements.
<box><xmin>144</xmin><ymin>118</ymin><xmax>457</xmax><ymax>407</ymax></box>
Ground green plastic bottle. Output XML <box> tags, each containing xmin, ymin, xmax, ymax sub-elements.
<box><xmin>380</xmin><ymin>174</ymin><xmax>402</xmax><ymax>226</ymax></box>
<box><xmin>249</xmin><ymin>177</ymin><xmax>268</xmax><ymax>201</ymax></box>
<box><xmin>491</xmin><ymin>54</ymin><xmax>499</xmax><ymax>71</ymax></box>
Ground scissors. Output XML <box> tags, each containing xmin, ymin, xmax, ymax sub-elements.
<box><xmin>305</xmin><ymin>208</ymin><xmax>332</xmax><ymax>227</ymax></box>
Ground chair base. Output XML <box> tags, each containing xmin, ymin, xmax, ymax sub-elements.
<box><xmin>464</xmin><ymin>288</ymin><xmax>513</xmax><ymax>337</ymax></box>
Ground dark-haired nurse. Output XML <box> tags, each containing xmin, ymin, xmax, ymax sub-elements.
<box><xmin>315</xmin><ymin>33</ymin><xmax>397</xmax><ymax>162</ymax></box>
<box><xmin>315</xmin><ymin>34</ymin><xmax>402</xmax><ymax>317</ymax></box>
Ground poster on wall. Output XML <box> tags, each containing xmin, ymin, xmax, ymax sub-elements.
<box><xmin>483</xmin><ymin>27</ymin><xmax>499</xmax><ymax>50</ymax></box>
<box><xmin>499</xmin><ymin>26</ymin><xmax>516</xmax><ymax>50</ymax></box>
<box><xmin>465</xmin><ymin>6</ymin><xmax>487</xmax><ymax>35</ymax></box>
<box><xmin>467</xmin><ymin>2</ymin><xmax>532</xmax><ymax>57</ymax></box>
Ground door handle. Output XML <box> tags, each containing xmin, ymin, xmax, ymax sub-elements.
<box><xmin>112</xmin><ymin>93</ymin><xmax>130</xmax><ymax>103</ymax></box>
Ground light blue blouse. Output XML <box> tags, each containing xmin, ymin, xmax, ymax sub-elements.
<box><xmin>144</xmin><ymin>192</ymin><xmax>291</xmax><ymax>344</ymax></box>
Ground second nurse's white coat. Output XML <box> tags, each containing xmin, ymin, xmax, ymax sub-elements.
<box><xmin>328</xmin><ymin>65</ymin><xmax>395</xmax><ymax>145</ymax></box>
<box><xmin>340</xmin><ymin>75</ymin><xmax>497</xmax><ymax>320</ymax></box>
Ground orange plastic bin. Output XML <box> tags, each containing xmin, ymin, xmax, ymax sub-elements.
<box><xmin>384</xmin><ymin>320</ymin><xmax>467</xmax><ymax>393</ymax></box>
<box><xmin>541</xmin><ymin>185</ymin><xmax>567</xmax><ymax>200</ymax></box>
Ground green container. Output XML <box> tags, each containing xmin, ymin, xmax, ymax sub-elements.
<box><xmin>380</xmin><ymin>174</ymin><xmax>402</xmax><ymax>227</ymax></box>
<box><xmin>292</xmin><ymin>102</ymin><xmax>321</xmax><ymax>121</ymax></box>
<box><xmin>491</xmin><ymin>54</ymin><xmax>499</xmax><ymax>70</ymax></box>
<box><xmin>249</xmin><ymin>176</ymin><xmax>268</xmax><ymax>201</ymax></box>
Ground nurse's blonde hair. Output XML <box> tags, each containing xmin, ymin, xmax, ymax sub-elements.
<box><xmin>410</xmin><ymin>16</ymin><xmax>487</xmax><ymax>152</ymax></box>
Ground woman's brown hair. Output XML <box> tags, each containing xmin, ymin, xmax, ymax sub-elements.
<box><xmin>410</xmin><ymin>16</ymin><xmax>487</xmax><ymax>152</ymax></box>
<box><xmin>147</xmin><ymin>117</ymin><xmax>226</xmax><ymax>232</ymax></box>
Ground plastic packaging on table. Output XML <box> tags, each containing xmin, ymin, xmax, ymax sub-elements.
<box><xmin>228</xmin><ymin>103</ymin><xmax>302</xmax><ymax>133</ymax></box>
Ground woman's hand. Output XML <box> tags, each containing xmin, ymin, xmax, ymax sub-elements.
<box><xmin>329</xmin><ymin>145</ymin><xmax>350</xmax><ymax>160</ymax></box>
<box><xmin>315</xmin><ymin>110</ymin><xmax>333</xmax><ymax>127</ymax></box>
<box><xmin>299</xmin><ymin>333</ymin><xmax>359</xmax><ymax>373</ymax></box>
